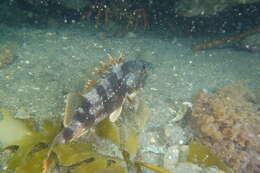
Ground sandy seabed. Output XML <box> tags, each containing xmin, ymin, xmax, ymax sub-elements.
<box><xmin>1</xmin><ymin>22</ymin><xmax>258</xmax><ymax>121</ymax></box>
<box><xmin>0</xmin><ymin>21</ymin><xmax>259</xmax><ymax>172</ymax></box>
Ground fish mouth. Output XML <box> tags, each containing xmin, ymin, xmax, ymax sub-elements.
<box><xmin>52</xmin><ymin>133</ymin><xmax>66</xmax><ymax>145</ymax></box>
<box><xmin>143</xmin><ymin>61</ymin><xmax>154</xmax><ymax>71</ymax></box>
<box><xmin>137</xmin><ymin>59</ymin><xmax>153</xmax><ymax>71</ymax></box>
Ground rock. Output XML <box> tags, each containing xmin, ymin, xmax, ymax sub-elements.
<box><xmin>163</xmin><ymin>145</ymin><xmax>180</xmax><ymax>170</ymax></box>
<box><xmin>168</xmin><ymin>102</ymin><xmax>190</xmax><ymax>123</ymax></box>
<box><xmin>22</xmin><ymin>0</ymin><xmax>91</xmax><ymax>10</ymax></box>
<box><xmin>138</xmin><ymin>151</ymin><xmax>164</xmax><ymax>173</ymax></box>
<box><xmin>138</xmin><ymin>130</ymin><xmax>165</xmax><ymax>154</ymax></box>
<box><xmin>179</xmin><ymin>145</ymin><xmax>190</xmax><ymax>162</ymax></box>
<box><xmin>59</xmin><ymin>0</ymin><xmax>91</xmax><ymax>10</ymax></box>
<box><xmin>164</xmin><ymin>124</ymin><xmax>192</xmax><ymax>145</ymax></box>
<box><xmin>201</xmin><ymin>167</ymin><xmax>225</xmax><ymax>173</ymax></box>
<box><xmin>126</xmin><ymin>32</ymin><xmax>137</xmax><ymax>39</ymax></box>
<box><xmin>0</xmin><ymin>149</ymin><xmax>13</xmax><ymax>172</ymax></box>
<box><xmin>172</xmin><ymin>162</ymin><xmax>202</xmax><ymax>173</ymax></box>
<box><xmin>14</xmin><ymin>108</ymin><xmax>37</xmax><ymax>119</ymax></box>
<box><xmin>175</xmin><ymin>0</ymin><xmax>260</xmax><ymax>17</ymax></box>
<box><xmin>0</xmin><ymin>47</ymin><xmax>16</xmax><ymax>69</ymax></box>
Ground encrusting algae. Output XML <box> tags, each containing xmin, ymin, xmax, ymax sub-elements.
<box><xmin>189</xmin><ymin>83</ymin><xmax>260</xmax><ymax>173</ymax></box>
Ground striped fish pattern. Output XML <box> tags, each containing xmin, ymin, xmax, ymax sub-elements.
<box><xmin>52</xmin><ymin>59</ymin><xmax>151</xmax><ymax>145</ymax></box>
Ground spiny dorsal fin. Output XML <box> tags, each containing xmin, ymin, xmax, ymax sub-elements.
<box><xmin>84</xmin><ymin>79</ymin><xmax>97</xmax><ymax>92</ymax></box>
<box><xmin>91</xmin><ymin>53</ymin><xmax>125</xmax><ymax>76</ymax></box>
<box><xmin>83</xmin><ymin>53</ymin><xmax>125</xmax><ymax>93</ymax></box>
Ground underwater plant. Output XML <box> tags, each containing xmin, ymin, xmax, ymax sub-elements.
<box><xmin>187</xmin><ymin>141</ymin><xmax>231</xmax><ymax>172</ymax></box>
<box><xmin>0</xmin><ymin>99</ymin><xmax>171</xmax><ymax>173</ymax></box>
<box><xmin>0</xmin><ymin>108</ymin><xmax>61</xmax><ymax>173</ymax></box>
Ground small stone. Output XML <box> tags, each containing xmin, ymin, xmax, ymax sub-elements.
<box><xmin>138</xmin><ymin>151</ymin><xmax>163</xmax><ymax>170</ymax></box>
<box><xmin>201</xmin><ymin>166</ymin><xmax>223</xmax><ymax>173</ymax></box>
<box><xmin>150</xmin><ymin>137</ymin><xmax>156</xmax><ymax>143</ymax></box>
<box><xmin>0</xmin><ymin>47</ymin><xmax>16</xmax><ymax>69</ymax></box>
<box><xmin>126</xmin><ymin>32</ymin><xmax>137</xmax><ymax>38</ymax></box>
<box><xmin>150</xmin><ymin>87</ymin><xmax>158</xmax><ymax>91</ymax></box>
<box><xmin>138</xmin><ymin>131</ymin><xmax>165</xmax><ymax>154</ymax></box>
<box><xmin>164</xmin><ymin>124</ymin><xmax>190</xmax><ymax>145</ymax></box>
<box><xmin>238</xmin><ymin>33</ymin><xmax>260</xmax><ymax>52</ymax></box>
<box><xmin>163</xmin><ymin>145</ymin><xmax>180</xmax><ymax>170</ymax></box>
<box><xmin>172</xmin><ymin>162</ymin><xmax>202</xmax><ymax>173</ymax></box>
<box><xmin>179</xmin><ymin>145</ymin><xmax>189</xmax><ymax>162</ymax></box>
<box><xmin>14</xmin><ymin>108</ymin><xmax>31</xmax><ymax>119</ymax></box>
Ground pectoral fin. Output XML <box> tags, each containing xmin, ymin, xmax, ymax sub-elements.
<box><xmin>109</xmin><ymin>106</ymin><xmax>123</xmax><ymax>122</ymax></box>
<box><xmin>126</xmin><ymin>92</ymin><xmax>140</xmax><ymax>112</ymax></box>
<box><xmin>126</xmin><ymin>92</ymin><xmax>138</xmax><ymax>105</ymax></box>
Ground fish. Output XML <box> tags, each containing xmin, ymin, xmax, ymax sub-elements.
<box><xmin>43</xmin><ymin>55</ymin><xmax>151</xmax><ymax>172</ymax></box>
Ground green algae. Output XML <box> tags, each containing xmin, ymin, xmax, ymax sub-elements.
<box><xmin>95</xmin><ymin>118</ymin><xmax>120</xmax><ymax>146</ymax></box>
<box><xmin>15</xmin><ymin>148</ymin><xmax>49</xmax><ymax>173</ymax></box>
<box><xmin>5</xmin><ymin>116</ymin><xmax>61</xmax><ymax>172</ymax></box>
<box><xmin>187</xmin><ymin>141</ymin><xmax>232</xmax><ymax>172</ymax></box>
<box><xmin>73</xmin><ymin>157</ymin><xmax>125</xmax><ymax>173</ymax></box>
<box><xmin>123</xmin><ymin>127</ymin><xmax>138</xmax><ymax>155</ymax></box>
<box><xmin>0</xmin><ymin>109</ymin><xmax>31</xmax><ymax>148</ymax></box>
<box><xmin>0</xmin><ymin>108</ymin><xmax>58</xmax><ymax>173</ymax></box>
<box><xmin>95</xmin><ymin>114</ymin><xmax>139</xmax><ymax>155</ymax></box>
<box><xmin>1</xmin><ymin>109</ymin><xmax>128</xmax><ymax>173</ymax></box>
<box><xmin>53</xmin><ymin>143</ymin><xmax>93</xmax><ymax>166</ymax></box>
<box><xmin>1</xmin><ymin>100</ymin><xmax>167</xmax><ymax>173</ymax></box>
<box><xmin>1</xmin><ymin>112</ymin><xmax>124</xmax><ymax>173</ymax></box>
<box><xmin>52</xmin><ymin>142</ymin><xmax>126</xmax><ymax>173</ymax></box>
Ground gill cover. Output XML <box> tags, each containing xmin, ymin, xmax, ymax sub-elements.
<box><xmin>123</xmin><ymin>60</ymin><xmax>152</xmax><ymax>91</ymax></box>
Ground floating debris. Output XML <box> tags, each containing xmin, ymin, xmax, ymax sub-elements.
<box><xmin>192</xmin><ymin>25</ymin><xmax>260</xmax><ymax>51</ymax></box>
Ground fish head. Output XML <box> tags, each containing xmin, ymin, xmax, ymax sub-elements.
<box><xmin>123</xmin><ymin>60</ymin><xmax>152</xmax><ymax>91</ymax></box>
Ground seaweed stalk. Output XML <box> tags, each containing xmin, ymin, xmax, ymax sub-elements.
<box><xmin>193</xmin><ymin>26</ymin><xmax>260</xmax><ymax>50</ymax></box>
<box><xmin>135</xmin><ymin>161</ymin><xmax>172</xmax><ymax>173</ymax></box>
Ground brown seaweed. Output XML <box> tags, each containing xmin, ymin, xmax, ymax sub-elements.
<box><xmin>189</xmin><ymin>83</ymin><xmax>260</xmax><ymax>173</ymax></box>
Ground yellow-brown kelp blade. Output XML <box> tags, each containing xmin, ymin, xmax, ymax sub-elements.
<box><xmin>135</xmin><ymin>161</ymin><xmax>172</xmax><ymax>173</ymax></box>
<box><xmin>121</xmin><ymin>149</ymin><xmax>172</xmax><ymax>173</ymax></box>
